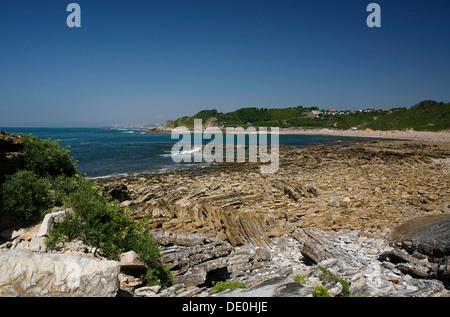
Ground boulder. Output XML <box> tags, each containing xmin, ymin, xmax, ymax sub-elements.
<box><xmin>119</xmin><ymin>250</ymin><xmax>146</xmax><ymax>271</ymax></box>
<box><xmin>0</xmin><ymin>249</ymin><xmax>120</xmax><ymax>297</ymax></box>
<box><xmin>389</xmin><ymin>214</ymin><xmax>450</xmax><ymax>258</ymax></box>
<box><xmin>160</xmin><ymin>240</ymin><xmax>233</xmax><ymax>274</ymax></box>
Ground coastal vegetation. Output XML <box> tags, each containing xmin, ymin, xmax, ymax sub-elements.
<box><xmin>0</xmin><ymin>133</ymin><xmax>172</xmax><ymax>287</ymax></box>
<box><xmin>168</xmin><ymin>100</ymin><xmax>450</xmax><ymax>132</ymax></box>
<box><xmin>317</xmin><ymin>265</ymin><xmax>350</xmax><ymax>296</ymax></box>
<box><xmin>293</xmin><ymin>274</ymin><xmax>308</xmax><ymax>284</ymax></box>
<box><xmin>312</xmin><ymin>285</ymin><xmax>332</xmax><ymax>297</ymax></box>
<box><xmin>211</xmin><ymin>280</ymin><xmax>248</xmax><ymax>294</ymax></box>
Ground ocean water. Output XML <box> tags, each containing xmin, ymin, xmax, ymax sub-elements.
<box><xmin>1</xmin><ymin>127</ymin><xmax>368</xmax><ymax>179</ymax></box>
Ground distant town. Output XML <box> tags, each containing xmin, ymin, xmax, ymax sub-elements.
<box><xmin>311</xmin><ymin>108</ymin><xmax>391</xmax><ymax>117</ymax></box>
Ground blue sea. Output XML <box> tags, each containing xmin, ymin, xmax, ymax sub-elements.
<box><xmin>1</xmin><ymin>127</ymin><xmax>371</xmax><ymax>179</ymax></box>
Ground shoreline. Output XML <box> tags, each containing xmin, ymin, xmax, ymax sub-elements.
<box><xmin>277</xmin><ymin>128</ymin><xmax>450</xmax><ymax>142</ymax></box>
<box><xmin>152</xmin><ymin>128</ymin><xmax>450</xmax><ymax>142</ymax></box>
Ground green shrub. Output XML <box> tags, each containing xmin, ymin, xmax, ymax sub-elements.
<box><xmin>316</xmin><ymin>265</ymin><xmax>350</xmax><ymax>296</ymax></box>
<box><xmin>313</xmin><ymin>285</ymin><xmax>332</xmax><ymax>297</ymax></box>
<box><xmin>46</xmin><ymin>174</ymin><xmax>84</xmax><ymax>207</ymax></box>
<box><xmin>1</xmin><ymin>170</ymin><xmax>51</xmax><ymax>221</ymax></box>
<box><xmin>46</xmin><ymin>177</ymin><xmax>172</xmax><ymax>287</ymax></box>
<box><xmin>0</xmin><ymin>132</ymin><xmax>171</xmax><ymax>288</ymax></box>
<box><xmin>20</xmin><ymin>134</ymin><xmax>78</xmax><ymax>178</ymax></box>
<box><xmin>293</xmin><ymin>274</ymin><xmax>308</xmax><ymax>284</ymax></box>
<box><xmin>211</xmin><ymin>280</ymin><xmax>247</xmax><ymax>294</ymax></box>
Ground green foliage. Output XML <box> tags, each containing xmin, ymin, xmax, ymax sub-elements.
<box><xmin>0</xmin><ymin>132</ymin><xmax>171</xmax><ymax>287</ymax></box>
<box><xmin>173</xmin><ymin>106</ymin><xmax>311</xmax><ymax>128</ymax></box>
<box><xmin>316</xmin><ymin>265</ymin><xmax>350</xmax><ymax>296</ymax></box>
<box><xmin>0</xmin><ymin>170</ymin><xmax>51</xmax><ymax>221</ymax></box>
<box><xmin>170</xmin><ymin>100</ymin><xmax>450</xmax><ymax>131</ymax></box>
<box><xmin>313</xmin><ymin>285</ymin><xmax>332</xmax><ymax>297</ymax></box>
<box><xmin>19</xmin><ymin>133</ymin><xmax>78</xmax><ymax>178</ymax></box>
<box><xmin>46</xmin><ymin>176</ymin><xmax>172</xmax><ymax>287</ymax></box>
<box><xmin>293</xmin><ymin>274</ymin><xmax>308</xmax><ymax>284</ymax></box>
<box><xmin>365</xmin><ymin>100</ymin><xmax>450</xmax><ymax>131</ymax></box>
<box><xmin>173</xmin><ymin>109</ymin><xmax>219</xmax><ymax>127</ymax></box>
<box><xmin>211</xmin><ymin>280</ymin><xmax>247</xmax><ymax>294</ymax></box>
<box><xmin>48</xmin><ymin>174</ymin><xmax>82</xmax><ymax>206</ymax></box>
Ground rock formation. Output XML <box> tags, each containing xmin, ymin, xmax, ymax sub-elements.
<box><xmin>0</xmin><ymin>249</ymin><xmax>120</xmax><ymax>297</ymax></box>
<box><xmin>0</xmin><ymin>130</ymin><xmax>24</xmax><ymax>183</ymax></box>
<box><xmin>98</xmin><ymin>139</ymin><xmax>449</xmax><ymax>297</ymax></box>
<box><xmin>1</xmin><ymin>139</ymin><xmax>449</xmax><ymax>297</ymax></box>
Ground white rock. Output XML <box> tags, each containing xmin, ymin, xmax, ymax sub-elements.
<box><xmin>134</xmin><ymin>286</ymin><xmax>157</xmax><ymax>297</ymax></box>
<box><xmin>13</xmin><ymin>240</ymin><xmax>30</xmax><ymax>250</ymax></box>
<box><xmin>328</xmin><ymin>281</ymin><xmax>343</xmax><ymax>297</ymax></box>
<box><xmin>318</xmin><ymin>258</ymin><xmax>337</xmax><ymax>268</ymax></box>
<box><xmin>119</xmin><ymin>250</ymin><xmax>146</xmax><ymax>270</ymax></box>
<box><xmin>0</xmin><ymin>249</ymin><xmax>120</xmax><ymax>297</ymax></box>
<box><xmin>29</xmin><ymin>237</ymin><xmax>46</xmax><ymax>252</ymax></box>
<box><xmin>37</xmin><ymin>208</ymin><xmax>73</xmax><ymax>238</ymax></box>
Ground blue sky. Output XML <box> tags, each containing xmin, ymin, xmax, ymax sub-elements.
<box><xmin>1</xmin><ymin>0</ymin><xmax>449</xmax><ymax>127</ymax></box>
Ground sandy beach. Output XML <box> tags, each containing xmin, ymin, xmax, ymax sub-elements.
<box><xmin>156</xmin><ymin>127</ymin><xmax>450</xmax><ymax>142</ymax></box>
<box><xmin>277</xmin><ymin>128</ymin><xmax>450</xmax><ymax>142</ymax></box>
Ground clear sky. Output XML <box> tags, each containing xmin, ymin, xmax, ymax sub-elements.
<box><xmin>1</xmin><ymin>0</ymin><xmax>449</xmax><ymax>127</ymax></box>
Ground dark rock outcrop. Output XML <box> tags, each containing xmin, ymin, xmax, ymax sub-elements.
<box><xmin>0</xmin><ymin>130</ymin><xmax>24</xmax><ymax>183</ymax></box>
<box><xmin>385</xmin><ymin>215</ymin><xmax>450</xmax><ymax>282</ymax></box>
<box><xmin>389</xmin><ymin>214</ymin><xmax>450</xmax><ymax>259</ymax></box>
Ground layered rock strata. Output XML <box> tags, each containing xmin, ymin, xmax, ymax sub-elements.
<box><xmin>102</xmin><ymin>140</ymin><xmax>449</xmax><ymax>243</ymax></box>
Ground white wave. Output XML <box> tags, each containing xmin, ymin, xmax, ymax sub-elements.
<box><xmin>160</xmin><ymin>146</ymin><xmax>202</xmax><ymax>158</ymax></box>
<box><xmin>86</xmin><ymin>172</ymin><xmax>130</xmax><ymax>180</ymax></box>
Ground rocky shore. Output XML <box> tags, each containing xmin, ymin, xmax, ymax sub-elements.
<box><xmin>100</xmin><ymin>139</ymin><xmax>449</xmax><ymax>297</ymax></box>
<box><xmin>105</xmin><ymin>140</ymin><xmax>449</xmax><ymax>238</ymax></box>
<box><xmin>1</xmin><ymin>139</ymin><xmax>449</xmax><ymax>297</ymax></box>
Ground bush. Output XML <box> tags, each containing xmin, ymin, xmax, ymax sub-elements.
<box><xmin>46</xmin><ymin>177</ymin><xmax>172</xmax><ymax>287</ymax></box>
<box><xmin>316</xmin><ymin>265</ymin><xmax>350</xmax><ymax>296</ymax></box>
<box><xmin>211</xmin><ymin>280</ymin><xmax>247</xmax><ymax>294</ymax></box>
<box><xmin>48</xmin><ymin>174</ymin><xmax>82</xmax><ymax>206</ymax></box>
<box><xmin>293</xmin><ymin>274</ymin><xmax>308</xmax><ymax>284</ymax></box>
<box><xmin>0</xmin><ymin>132</ymin><xmax>171</xmax><ymax>288</ymax></box>
<box><xmin>1</xmin><ymin>170</ymin><xmax>51</xmax><ymax>221</ymax></box>
<box><xmin>313</xmin><ymin>285</ymin><xmax>332</xmax><ymax>297</ymax></box>
<box><xmin>20</xmin><ymin>134</ymin><xmax>77</xmax><ymax>178</ymax></box>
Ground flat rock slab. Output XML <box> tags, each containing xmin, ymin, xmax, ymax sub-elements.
<box><xmin>0</xmin><ymin>249</ymin><xmax>120</xmax><ymax>297</ymax></box>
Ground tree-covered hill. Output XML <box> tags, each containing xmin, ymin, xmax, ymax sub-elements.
<box><xmin>167</xmin><ymin>100</ymin><xmax>449</xmax><ymax>132</ymax></box>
